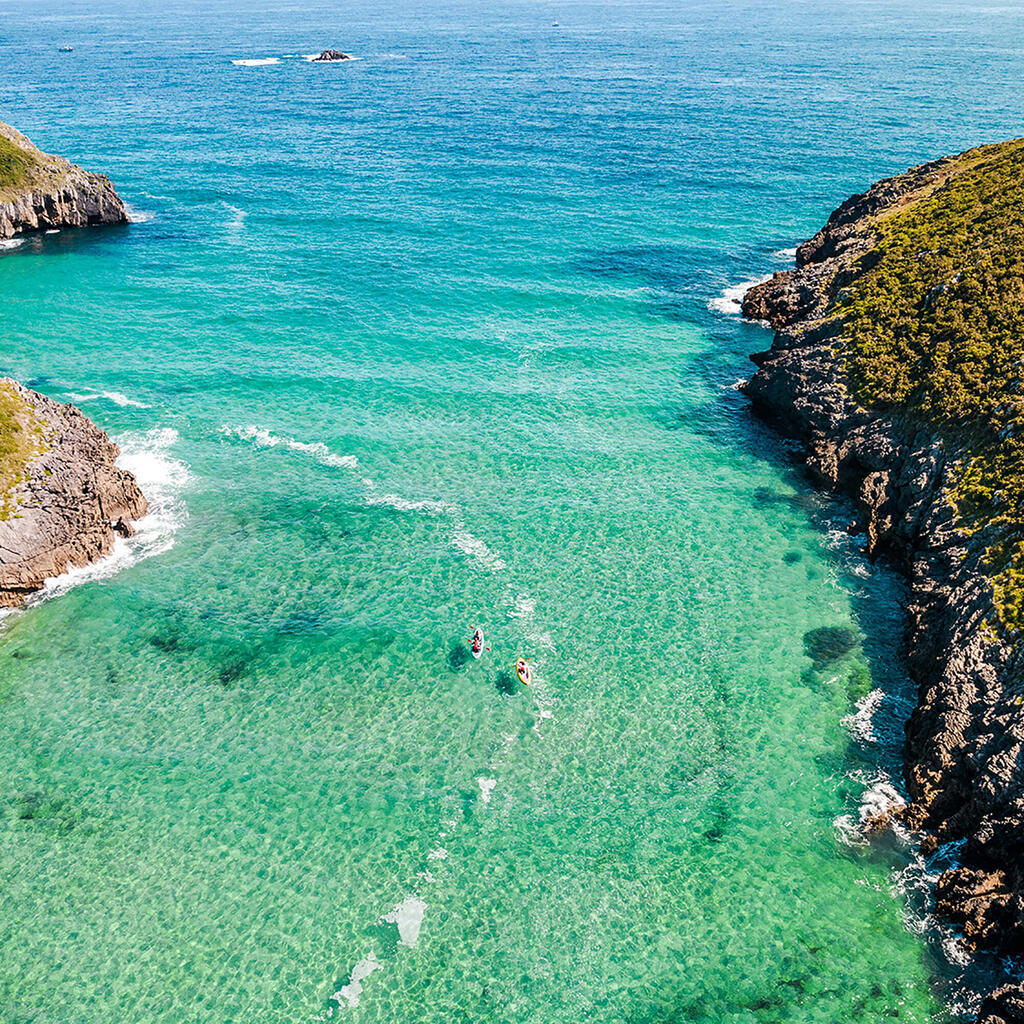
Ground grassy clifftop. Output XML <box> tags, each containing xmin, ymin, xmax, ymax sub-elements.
<box><xmin>0</xmin><ymin>381</ymin><xmax>46</xmax><ymax>520</ymax></box>
<box><xmin>0</xmin><ymin>129</ymin><xmax>42</xmax><ymax>201</ymax></box>
<box><xmin>832</xmin><ymin>137</ymin><xmax>1024</xmax><ymax>630</ymax></box>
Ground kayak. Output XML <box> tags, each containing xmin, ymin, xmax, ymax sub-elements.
<box><xmin>516</xmin><ymin>658</ymin><xmax>532</xmax><ymax>685</ymax></box>
<box><xmin>471</xmin><ymin>628</ymin><xmax>484</xmax><ymax>659</ymax></box>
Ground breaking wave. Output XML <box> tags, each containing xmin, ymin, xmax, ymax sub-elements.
<box><xmin>707</xmin><ymin>274</ymin><xmax>772</xmax><ymax>316</ymax></box>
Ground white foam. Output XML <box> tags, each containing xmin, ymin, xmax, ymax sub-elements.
<box><xmin>842</xmin><ymin>688</ymin><xmax>885</xmax><ymax>744</ymax></box>
<box><xmin>477</xmin><ymin>777</ymin><xmax>497</xmax><ymax>807</ymax></box>
<box><xmin>0</xmin><ymin>238</ymin><xmax>25</xmax><ymax>251</ymax></box>
<box><xmin>223</xmin><ymin>203</ymin><xmax>247</xmax><ymax>232</ymax></box>
<box><xmin>66</xmin><ymin>390</ymin><xmax>150</xmax><ymax>409</ymax></box>
<box><xmin>44</xmin><ymin>229</ymin><xmax>60</xmax><ymax>235</ymax></box>
<box><xmin>834</xmin><ymin>774</ymin><xmax>907</xmax><ymax>847</ymax></box>
<box><xmin>223</xmin><ymin>425</ymin><xmax>357</xmax><ymax>469</ymax></box>
<box><xmin>381</xmin><ymin>896</ymin><xmax>426</xmax><ymax>948</ymax></box>
<box><xmin>331</xmin><ymin>951</ymin><xmax>381</xmax><ymax>1009</ymax></box>
<box><xmin>124</xmin><ymin>204</ymin><xmax>155</xmax><ymax>224</ymax></box>
<box><xmin>231</xmin><ymin>57</ymin><xmax>280</xmax><ymax>66</ymax></box>
<box><xmin>451</xmin><ymin>529</ymin><xmax>507</xmax><ymax>572</ymax></box>
<box><xmin>708</xmin><ymin>274</ymin><xmax>772</xmax><ymax>316</ymax></box>
<box><xmin>362</xmin><ymin>480</ymin><xmax>448</xmax><ymax>514</ymax></box>
<box><xmin>773</xmin><ymin>246</ymin><xmax>799</xmax><ymax>259</ymax></box>
<box><xmin>427</xmin><ymin>847</ymin><xmax>447</xmax><ymax>861</ymax></box>
<box><xmin>33</xmin><ymin>427</ymin><xmax>189</xmax><ymax>604</ymax></box>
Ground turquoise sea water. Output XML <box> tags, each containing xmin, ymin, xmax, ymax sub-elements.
<box><xmin>3</xmin><ymin>1</ymin><xmax>1024</xmax><ymax>1020</ymax></box>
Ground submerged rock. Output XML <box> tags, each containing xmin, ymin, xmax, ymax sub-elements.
<box><xmin>0</xmin><ymin>379</ymin><xmax>147</xmax><ymax>606</ymax></box>
<box><xmin>0</xmin><ymin>120</ymin><xmax>128</xmax><ymax>239</ymax></box>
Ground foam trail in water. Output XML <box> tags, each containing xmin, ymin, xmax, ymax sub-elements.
<box><xmin>222</xmin><ymin>425</ymin><xmax>357</xmax><ymax>468</ymax></box>
<box><xmin>231</xmin><ymin>57</ymin><xmax>280</xmax><ymax>66</ymax></box>
<box><xmin>222</xmin><ymin>203</ymin><xmax>248</xmax><ymax>232</ymax></box>
<box><xmin>32</xmin><ymin>428</ymin><xmax>189</xmax><ymax>604</ymax></box>
<box><xmin>66</xmin><ymin>390</ymin><xmax>150</xmax><ymax>409</ymax></box>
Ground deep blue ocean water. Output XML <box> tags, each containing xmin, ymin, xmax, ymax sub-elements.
<box><xmin>2</xmin><ymin>1</ymin><xmax>1024</xmax><ymax>1020</ymax></box>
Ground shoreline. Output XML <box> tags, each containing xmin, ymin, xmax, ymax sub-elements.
<box><xmin>740</xmin><ymin>145</ymin><xmax>1024</xmax><ymax>1022</ymax></box>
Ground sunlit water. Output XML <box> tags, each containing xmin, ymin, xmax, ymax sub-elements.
<box><xmin>3</xmin><ymin>1</ymin><xmax>1024</xmax><ymax>1020</ymax></box>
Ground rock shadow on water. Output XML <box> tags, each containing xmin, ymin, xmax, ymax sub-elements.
<box><xmin>803</xmin><ymin>625</ymin><xmax>860</xmax><ymax>670</ymax></box>
<box><xmin>495</xmin><ymin>670</ymin><xmax>518</xmax><ymax>695</ymax></box>
<box><xmin>217</xmin><ymin>653</ymin><xmax>253</xmax><ymax>688</ymax></box>
<box><xmin>447</xmin><ymin>643</ymin><xmax>470</xmax><ymax>672</ymax></box>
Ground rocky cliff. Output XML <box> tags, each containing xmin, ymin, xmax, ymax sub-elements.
<box><xmin>0</xmin><ymin>119</ymin><xmax>127</xmax><ymax>238</ymax></box>
<box><xmin>742</xmin><ymin>141</ymin><xmax>1024</xmax><ymax>1022</ymax></box>
<box><xmin>0</xmin><ymin>380</ymin><xmax>147</xmax><ymax>605</ymax></box>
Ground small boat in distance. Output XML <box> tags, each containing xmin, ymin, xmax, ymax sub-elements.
<box><xmin>58</xmin><ymin>45</ymin><xmax>73</xmax><ymax>52</ymax></box>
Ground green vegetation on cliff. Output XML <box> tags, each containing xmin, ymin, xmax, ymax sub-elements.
<box><xmin>0</xmin><ymin>133</ymin><xmax>39</xmax><ymax>198</ymax></box>
<box><xmin>0</xmin><ymin>382</ymin><xmax>45</xmax><ymax>520</ymax></box>
<box><xmin>836</xmin><ymin>137</ymin><xmax>1024</xmax><ymax>629</ymax></box>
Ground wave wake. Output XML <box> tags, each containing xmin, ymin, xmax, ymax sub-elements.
<box><xmin>65</xmin><ymin>390</ymin><xmax>150</xmax><ymax>409</ymax></box>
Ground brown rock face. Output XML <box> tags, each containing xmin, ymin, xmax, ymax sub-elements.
<box><xmin>0</xmin><ymin>120</ymin><xmax>128</xmax><ymax>239</ymax></box>
<box><xmin>0</xmin><ymin>381</ymin><xmax>147</xmax><ymax>605</ymax></box>
<box><xmin>741</xmin><ymin>152</ymin><xmax>1024</xmax><ymax>1017</ymax></box>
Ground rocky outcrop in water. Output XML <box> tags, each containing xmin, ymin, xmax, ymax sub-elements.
<box><xmin>0</xmin><ymin>381</ymin><xmax>147</xmax><ymax>606</ymax></box>
<box><xmin>742</xmin><ymin>151</ymin><xmax>1024</xmax><ymax>1020</ymax></box>
<box><xmin>0</xmin><ymin>120</ymin><xmax>128</xmax><ymax>239</ymax></box>
<box><xmin>311</xmin><ymin>49</ymin><xmax>351</xmax><ymax>62</ymax></box>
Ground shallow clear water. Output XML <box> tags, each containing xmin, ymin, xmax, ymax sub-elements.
<box><xmin>2</xmin><ymin>1</ymin><xmax>1024</xmax><ymax>1020</ymax></box>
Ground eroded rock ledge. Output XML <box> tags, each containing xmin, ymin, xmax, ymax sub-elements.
<box><xmin>0</xmin><ymin>120</ymin><xmax>128</xmax><ymax>238</ymax></box>
<box><xmin>742</xmin><ymin>153</ymin><xmax>1024</xmax><ymax>1022</ymax></box>
<box><xmin>0</xmin><ymin>381</ymin><xmax>147</xmax><ymax>606</ymax></box>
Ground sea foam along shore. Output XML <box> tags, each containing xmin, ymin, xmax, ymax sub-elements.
<box><xmin>32</xmin><ymin>426</ymin><xmax>189</xmax><ymax>606</ymax></box>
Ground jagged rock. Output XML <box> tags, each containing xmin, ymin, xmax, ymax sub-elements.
<box><xmin>741</xmin><ymin>148</ymin><xmax>1024</xmax><ymax>1018</ymax></box>
<box><xmin>979</xmin><ymin>984</ymin><xmax>1024</xmax><ymax>1024</ymax></box>
<box><xmin>0</xmin><ymin>120</ymin><xmax>128</xmax><ymax>239</ymax></box>
<box><xmin>0</xmin><ymin>380</ymin><xmax>147</xmax><ymax>605</ymax></box>
<box><xmin>311</xmin><ymin>49</ymin><xmax>351</xmax><ymax>62</ymax></box>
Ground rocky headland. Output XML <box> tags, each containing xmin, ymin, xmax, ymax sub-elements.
<box><xmin>0</xmin><ymin>119</ymin><xmax>128</xmax><ymax>238</ymax></box>
<box><xmin>0</xmin><ymin>121</ymin><xmax>145</xmax><ymax>602</ymax></box>
<box><xmin>742</xmin><ymin>140</ymin><xmax>1024</xmax><ymax>1022</ymax></box>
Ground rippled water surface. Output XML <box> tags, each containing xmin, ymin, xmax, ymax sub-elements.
<box><xmin>3</xmin><ymin>1</ymin><xmax>1024</xmax><ymax>1020</ymax></box>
